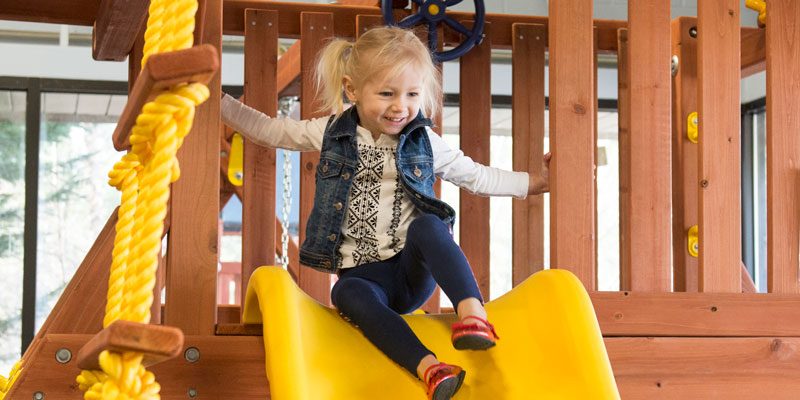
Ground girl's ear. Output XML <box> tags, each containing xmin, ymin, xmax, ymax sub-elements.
<box><xmin>343</xmin><ymin>75</ymin><xmax>357</xmax><ymax>103</ymax></box>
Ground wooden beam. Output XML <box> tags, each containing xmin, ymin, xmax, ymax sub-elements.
<box><xmin>276</xmin><ymin>40</ymin><xmax>301</xmax><ymax>97</ymax></box>
<box><xmin>92</xmin><ymin>0</ymin><xmax>149</xmax><ymax>61</ymax></box>
<box><xmin>75</xmin><ymin>320</ymin><xmax>183</xmax><ymax>370</ymax></box>
<box><xmin>298</xmin><ymin>12</ymin><xmax>333</xmax><ymax>305</ymax></box>
<box><xmin>617</xmin><ymin>28</ymin><xmax>631</xmax><ymax>291</ymax></box>
<box><xmin>766</xmin><ymin>0</ymin><xmax>800</xmax><ymax>294</ymax></box>
<box><xmin>0</xmin><ymin>0</ymin><xmax>99</xmax><ymax>25</ymax></box>
<box><xmin>609</xmin><ymin>337</ymin><xmax>800</xmax><ymax>399</ymax></box>
<box><xmin>741</xmin><ymin>27</ymin><xmax>766</xmax><ymax>77</ymax></box>
<box><xmin>511</xmin><ymin>23</ymin><xmax>546</xmax><ymax>286</ymax></box>
<box><xmin>242</xmin><ymin>9</ymin><xmax>279</xmax><ymax>309</ymax></box>
<box><xmin>697</xmin><ymin>0</ymin><xmax>742</xmax><ymax>292</ymax></box>
<box><xmin>112</xmin><ymin>44</ymin><xmax>221</xmax><ymax>151</ymax></box>
<box><xmin>626</xmin><ymin>0</ymin><xmax>672</xmax><ymax>292</ymax></box>
<box><xmin>548</xmin><ymin>0</ymin><xmax>597</xmax><ymax>289</ymax></box>
<box><xmin>593</xmin><ymin>291</ymin><xmax>800</xmax><ymax>337</ymax></box>
<box><xmin>6</xmin><ymin>334</ymin><xmax>269</xmax><ymax>398</ymax></box>
<box><xmin>164</xmin><ymin>0</ymin><xmax>221</xmax><ymax>335</ymax></box>
<box><xmin>459</xmin><ymin>22</ymin><xmax>492</xmax><ymax>299</ymax></box>
<box><xmin>670</xmin><ymin>17</ymin><xmax>700</xmax><ymax>292</ymax></box>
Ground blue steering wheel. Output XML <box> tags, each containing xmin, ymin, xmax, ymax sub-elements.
<box><xmin>382</xmin><ymin>0</ymin><xmax>485</xmax><ymax>62</ymax></box>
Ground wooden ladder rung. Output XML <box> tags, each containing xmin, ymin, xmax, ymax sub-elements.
<box><xmin>76</xmin><ymin>320</ymin><xmax>184</xmax><ymax>370</ymax></box>
<box><xmin>112</xmin><ymin>44</ymin><xmax>220</xmax><ymax>151</ymax></box>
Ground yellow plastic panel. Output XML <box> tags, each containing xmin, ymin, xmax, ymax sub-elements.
<box><xmin>228</xmin><ymin>133</ymin><xmax>244</xmax><ymax>186</ymax></box>
<box><xmin>243</xmin><ymin>267</ymin><xmax>619</xmax><ymax>399</ymax></box>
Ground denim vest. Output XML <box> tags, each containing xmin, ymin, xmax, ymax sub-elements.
<box><xmin>299</xmin><ymin>106</ymin><xmax>456</xmax><ymax>273</ymax></box>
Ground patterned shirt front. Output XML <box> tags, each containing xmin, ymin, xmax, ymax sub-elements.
<box><xmin>338</xmin><ymin>126</ymin><xmax>421</xmax><ymax>269</ymax></box>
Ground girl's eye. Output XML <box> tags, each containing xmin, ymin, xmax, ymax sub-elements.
<box><xmin>408</xmin><ymin>92</ymin><xmax>419</xmax><ymax>97</ymax></box>
<box><xmin>379</xmin><ymin>91</ymin><xmax>393</xmax><ymax>96</ymax></box>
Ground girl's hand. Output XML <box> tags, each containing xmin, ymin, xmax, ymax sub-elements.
<box><xmin>528</xmin><ymin>152</ymin><xmax>551</xmax><ymax>195</ymax></box>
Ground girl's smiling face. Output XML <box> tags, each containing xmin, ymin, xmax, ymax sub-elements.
<box><xmin>345</xmin><ymin>65</ymin><xmax>425</xmax><ymax>139</ymax></box>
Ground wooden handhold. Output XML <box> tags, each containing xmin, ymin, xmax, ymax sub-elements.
<box><xmin>76</xmin><ymin>320</ymin><xmax>184</xmax><ymax>370</ymax></box>
<box><xmin>112</xmin><ymin>44</ymin><xmax>220</xmax><ymax>151</ymax></box>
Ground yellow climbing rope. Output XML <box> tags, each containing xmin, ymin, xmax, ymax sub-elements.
<box><xmin>72</xmin><ymin>0</ymin><xmax>210</xmax><ymax>399</ymax></box>
<box><xmin>0</xmin><ymin>360</ymin><xmax>22</xmax><ymax>399</ymax></box>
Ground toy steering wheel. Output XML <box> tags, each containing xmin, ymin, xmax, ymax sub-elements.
<box><xmin>382</xmin><ymin>0</ymin><xmax>485</xmax><ymax>62</ymax></box>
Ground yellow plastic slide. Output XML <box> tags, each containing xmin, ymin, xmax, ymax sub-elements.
<box><xmin>243</xmin><ymin>266</ymin><xmax>620</xmax><ymax>399</ymax></box>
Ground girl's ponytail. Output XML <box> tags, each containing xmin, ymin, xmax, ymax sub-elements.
<box><xmin>315</xmin><ymin>39</ymin><xmax>355</xmax><ymax>115</ymax></box>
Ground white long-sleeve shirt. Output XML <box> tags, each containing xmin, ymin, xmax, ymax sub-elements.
<box><xmin>221</xmin><ymin>95</ymin><xmax>529</xmax><ymax>268</ymax></box>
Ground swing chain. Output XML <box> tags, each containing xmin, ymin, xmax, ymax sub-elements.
<box><xmin>278</xmin><ymin>97</ymin><xmax>298</xmax><ymax>269</ymax></box>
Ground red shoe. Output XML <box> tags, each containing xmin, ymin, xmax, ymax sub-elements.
<box><xmin>451</xmin><ymin>316</ymin><xmax>499</xmax><ymax>350</ymax></box>
<box><xmin>424</xmin><ymin>363</ymin><xmax>466</xmax><ymax>400</ymax></box>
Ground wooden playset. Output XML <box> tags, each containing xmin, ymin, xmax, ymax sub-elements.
<box><xmin>1</xmin><ymin>0</ymin><xmax>799</xmax><ymax>398</ymax></box>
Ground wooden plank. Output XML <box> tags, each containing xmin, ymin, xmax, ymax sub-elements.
<box><xmin>766</xmin><ymin>1</ymin><xmax>800</xmax><ymax>294</ymax></box>
<box><xmin>242</xmin><ymin>9</ymin><xmax>279</xmax><ymax>309</ymax></box>
<box><xmin>670</xmin><ymin>17</ymin><xmax>700</xmax><ymax>292</ymax></box>
<box><xmin>459</xmin><ymin>22</ymin><xmax>492</xmax><ymax>299</ymax></box>
<box><xmin>164</xmin><ymin>0</ymin><xmax>222</xmax><ymax>335</ymax></box>
<box><xmin>741</xmin><ymin>27</ymin><xmax>766</xmax><ymax>77</ymax></box>
<box><xmin>593</xmin><ymin>291</ymin><xmax>800</xmax><ymax>337</ymax></box>
<box><xmin>617</xmin><ymin>28</ymin><xmax>631</xmax><ymax>291</ymax></box>
<box><xmin>127</xmin><ymin>21</ymin><xmax>145</xmax><ymax>88</ymax></box>
<box><xmin>697</xmin><ymin>0</ymin><xmax>742</xmax><ymax>292</ymax></box>
<box><xmin>298</xmin><ymin>12</ymin><xmax>334</xmax><ymax>305</ymax></box>
<box><xmin>112</xmin><ymin>44</ymin><xmax>221</xmax><ymax>151</ymax></box>
<box><xmin>6</xmin><ymin>334</ymin><xmax>268</xmax><ymax>399</ymax></box>
<box><xmin>627</xmin><ymin>0</ymin><xmax>672</xmax><ymax>292</ymax></box>
<box><xmin>92</xmin><ymin>0</ymin><xmax>150</xmax><ymax>61</ymax></box>
<box><xmin>608</xmin><ymin>337</ymin><xmax>800</xmax><ymax>399</ymax></box>
<box><xmin>511</xmin><ymin>24</ymin><xmax>546</xmax><ymax>286</ymax></box>
<box><xmin>75</xmin><ymin>320</ymin><xmax>183</xmax><ymax>370</ymax></box>
<box><xmin>0</xmin><ymin>0</ymin><xmax>99</xmax><ymax>25</ymax></box>
<box><xmin>741</xmin><ymin>262</ymin><xmax>756</xmax><ymax>293</ymax></box>
<box><xmin>548</xmin><ymin>0</ymin><xmax>597</xmax><ymax>289</ymax></box>
<box><xmin>276</xmin><ymin>39</ymin><xmax>301</xmax><ymax>97</ymax></box>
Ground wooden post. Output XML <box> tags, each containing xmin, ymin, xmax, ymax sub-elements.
<box><xmin>766</xmin><ymin>0</ymin><xmax>800</xmax><ymax>294</ymax></box>
<box><xmin>241</xmin><ymin>9</ymin><xmax>278</xmax><ymax>309</ymax></box>
<box><xmin>617</xmin><ymin>28</ymin><xmax>632</xmax><ymax>291</ymax></box>
<box><xmin>164</xmin><ymin>0</ymin><xmax>221</xmax><ymax>333</ymax></box>
<box><xmin>548</xmin><ymin>0</ymin><xmax>597</xmax><ymax>289</ymax></box>
<box><xmin>511</xmin><ymin>23</ymin><xmax>546</xmax><ymax>286</ymax></box>
<box><xmin>299</xmin><ymin>12</ymin><xmax>334</xmax><ymax>304</ymax></box>
<box><xmin>459</xmin><ymin>22</ymin><xmax>492</xmax><ymax>299</ymax></box>
<box><xmin>671</xmin><ymin>17</ymin><xmax>700</xmax><ymax>292</ymax></box>
<box><xmin>697</xmin><ymin>0</ymin><xmax>742</xmax><ymax>292</ymax></box>
<box><xmin>627</xmin><ymin>0</ymin><xmax>672</xmax><ymax>292</ymax></box>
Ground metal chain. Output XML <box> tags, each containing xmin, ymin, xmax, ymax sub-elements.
<box><xmin>277</xmin><ymin>97</ymin><xmax>298</xmax><ymax>268</ymax></box>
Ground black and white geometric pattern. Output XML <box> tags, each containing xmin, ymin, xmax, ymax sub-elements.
<box><xmin>348</xmin><ymin>144</ymin><xmax>388</xmax><ymax>265</ymax></box>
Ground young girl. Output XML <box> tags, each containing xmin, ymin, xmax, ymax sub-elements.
<box><xmin>222</xmin><ymin>26</ymin><xmax>550</xmax><ymax>400</ymax></box>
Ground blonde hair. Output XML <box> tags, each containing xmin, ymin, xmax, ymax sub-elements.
<box><xmin>315</xmin><ymin>26</ymin><xmax>442</xmax><ymax>120</ymax></box>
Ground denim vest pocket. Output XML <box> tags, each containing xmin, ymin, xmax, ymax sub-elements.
<box><xmin>317</xmin><ymin>158</ymin><xmax>344</xmax><ymax>179</ymax></box>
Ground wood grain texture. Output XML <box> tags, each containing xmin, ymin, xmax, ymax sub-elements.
<box><xmin>627</xmin><ymin>0</ymin><xmax>672</xmax><ymax>292</ymax></box>
<box><xmin>766</xmin><ymin>0</ymin><xmax>800</xmax><ymax>294</ymax></box>
<box><xmin>548</xmin><ymin>0</ymin><xmax>597</xmax><ymax>289</ymax></box>
<box><xmin>242</xmin><ymin>9</ymin><xmax>278</xmax><ymax>309</ymax></box>
<box><xmin>617</xmin><ymin>28</ymin><xmax>632</xmax><ymax>291</ymax></box>
<box><xmin>670</xmin><ymin>17</ymin><xmax>700</xmax><ymax>293</ymax></box>
<box><xmin>459</xmin><ymin>22</ymin><xmax>492</xmax><ymax>299</ymax></box>
<box><xmin>511</xmin><ymin>23</ymin><xmax>546</xmax><ymax>286</ymax></box>
<box><xmin>697</xmin><ymin>0</ymin><xmax>742</xmax><ymax>292</ymax></box>
<box><xmin>164</xmin><ymin>0</ymin><xmax>221</xmax><ymax>334</ymax></box>
<box><xmin>298</xmin><ymin>12</ymin><xmax>333</xmax><ymax>305</ymax></box>
<box><xmin>92</xmin><ymin>0</ymin><xmax>149</xmax><ymax>61</ymax></box>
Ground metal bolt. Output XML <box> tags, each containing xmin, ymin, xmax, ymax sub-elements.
<box><xmin>184</xmin><ymin>347</ymin><xmax>201</xmax><ymax>363</ymax></box>
<box><xmin>671</xmin><ymin>55</ymin><xmax>679</xmax><ymax>77</ymax></box>
<box><xmin>188</xmin><ymin>388</ymin><xmax>198</xmax><ymax>398</ymax></box>
<box><xmin>700</xmin><ymin>179</ymin><xmax>709</xmax><ymax>188</ymax></box>
<box><xmin>220</xmin><ymin>151</ymin><xmax>228</xmax><ymax>157</ymax></box>
<box><xmin>55</xmin><ymin>348</ymin><xmax>72</xmax><ymax>364</ymax></box>
<box><xmin>234</xmin><ymin>172</ymin><xmax>244</xmax><ymax>181</ymax></box>
<box><xmin>251</xmin><ymin>21</ymin><xmax>256</xmax><ymax>26</ymax></box>
<box><xmin>33</xmin><ymin>392</ymin><xmax>45</xmax><ymax>400</ymax></box>
<box><xmin>689</xmin><ymin>26</ymin><xmax>697</xmax><ymax>38</ymax></box>
<box><xmin>693</xmin><ymin>116</ymin><xmax>698</xmax><ymax>126</ymax></box>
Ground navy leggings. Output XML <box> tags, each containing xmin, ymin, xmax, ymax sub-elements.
<box><xmin>330</xmin><ymin>214</ymin><xmax>484</xmax><ymax>377</ymax></box>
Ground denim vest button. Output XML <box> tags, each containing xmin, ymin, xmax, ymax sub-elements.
<box><xmin>413</xmin><ymin>166</ymin><xmax>422</xmax><ymax>177</ymax></box>
<box><xmin>333</xmin><ymin>202</ymin><xmax>343</xmax><ymax>211</ymax></box>
<box><xmin>327</xmin><ymin>234</ymin><xmax>337</xmax><ymax>241</ymax></box>
<box><xmin>322</xmin><ymin>163</ymin><xmax>329</xmax><ymax>173</ymax></box>
<box><xmin>342</xmin><ymin>172</ymin><xmax>351</xmax><ymax>180</ymax></box>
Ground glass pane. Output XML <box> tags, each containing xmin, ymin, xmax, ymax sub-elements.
<box><xmin>0</xmin><ymin>90</ymin><xmax>26</xmax><ymax>372</ymax></box>
<box><xmin>36</xmin><ymin>92</ymin><xmax>123</xmax><ymax>331</ymax></box>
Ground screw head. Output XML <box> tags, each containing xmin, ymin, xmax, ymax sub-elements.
<box><xmin>184</xmin><ymin>347</ymin><xmax>201</xmax><ymax>363</ymax></box>
<box><xmin>689</xmin><ymin>26</ymin><xmax>697</xmax><ymax>38</ymax></box>
<box><xmin>188</xmin><ymin>388</ymin><xmax>198</xmax><ymax>398</ymax></box>
<box><xmin>234</xmin><ymin>172</ymin><xmax>244</xmax><ymax>181</ymax></box>
<box><xmin>55</xmin><ymin>348</ymin><xmax>72</xmax><ymax>364</ymax></box>
<box><xmin>33</xmin><ymin>392</ymin><xmax>45</xmax><ymax>400</ymax></box>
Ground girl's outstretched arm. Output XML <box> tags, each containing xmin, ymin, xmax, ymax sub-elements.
<box><xmin>220</xmin><ymin>94</ymin><xmax>325</xmax><ymax>151</ymax></box>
